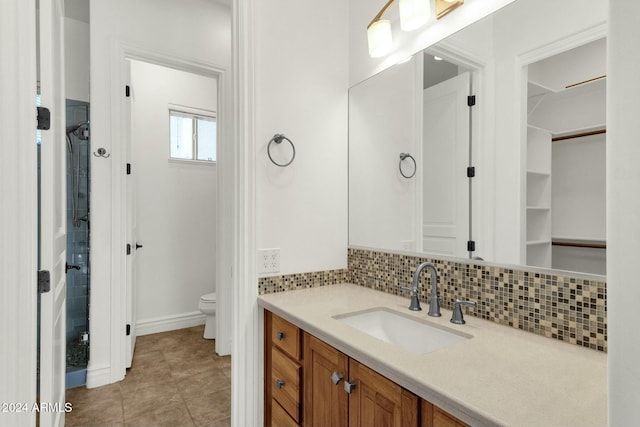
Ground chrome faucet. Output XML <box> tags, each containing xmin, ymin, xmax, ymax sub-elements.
<box><xmin>401</xmin><ymin>262</ymin><xmax>441</xmax><ymax>316</ymax></box>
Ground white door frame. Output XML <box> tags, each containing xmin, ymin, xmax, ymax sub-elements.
<box><xmin>38</xmin><ymin>0</ymin><xmax>68</xmax><ymax>425</ymax></box>
<box><xmin>105</xmin><ymin>42</ymin><xmax>232</xmax><ymax>384</ymax></box>
<box><xmin>232</xmin><ymin>0</ymin><xmax>260</xmax><ymax>426</ymax></box>
<box><xmin>0</xmin><ymin>1</ymin><xmax>38</xmax><ymax>426</ymax></box>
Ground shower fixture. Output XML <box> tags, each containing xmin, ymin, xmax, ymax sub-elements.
<box><xmin>66</xmin><ymin>122</ymin><xmax>90</xmax><ymax>228</ymax></box>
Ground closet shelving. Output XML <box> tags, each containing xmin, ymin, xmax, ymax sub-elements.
<box><xmin>526</xmin><ymin>125</ymin><xmax>552</xmax><ymax>268</ymax></box>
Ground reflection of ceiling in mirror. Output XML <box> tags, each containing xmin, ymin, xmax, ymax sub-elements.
<box><xmin>528</xmin><ymin>38</ymin><xmax>606</xmax><ymax>135</ymax></box>
<box><xmin>422</xmin><ymin>54</ymin><xmax>458</xmax><ymax>89</ymax></box>
<box><xmin>528</xmin><ymin>38</ymin><xmax>606</xmax><ymax>92</ymax></box>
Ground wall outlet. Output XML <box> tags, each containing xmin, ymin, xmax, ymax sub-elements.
<box><xmin>258</xmin><ymin>248</ymin><xmax>280</xmax><ymax>274</ymax></box>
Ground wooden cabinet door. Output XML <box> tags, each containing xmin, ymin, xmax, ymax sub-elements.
<box><xmin>421</xmin><ymin>400</ymin><xmax>469</xmax><ymax>427</ymax></box>
<box><xmin>304</xmin><ymin>333</ymin><xmax>349</xmax><ymax>427</ymax></box>
<box><xmin>348</xmin><ymin>359</ymin><xmax>419</xmax><ymax>427</ymax></box>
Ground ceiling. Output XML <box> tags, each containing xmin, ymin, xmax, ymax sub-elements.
<box><xmin>64</xmin><ymin>0</ymin><xmax>231</xmax><ymax>24</ymax></box>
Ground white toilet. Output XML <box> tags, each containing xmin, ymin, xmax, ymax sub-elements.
<box><xmin>198</xmin><ymin>292</ymin><xmax>217</xmax><ymax>339</ymax></box>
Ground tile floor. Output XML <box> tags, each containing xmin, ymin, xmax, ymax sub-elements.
<box><xmin>64</xmin><ymin>326</ymin><xmax>231</xmax><ymax>427</ymax></box>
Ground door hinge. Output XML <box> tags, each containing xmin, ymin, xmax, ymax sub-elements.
<box><xmin>467</xmin><ymin>166</ymin><xmax>475</xmax><ymax>178</ymax></box>
<box><xmin>467</xmin><ymin>95</ymin><xmax>476</xmax><ymax>107</ymax></box>
<box><xmin>126</xmin><ymin>324</ymin><xmax>131</xmax><ymax>336</ymax></box>
<box><xmin>38</xmin><ymin>270</ymin><xmax>51</xmax><ymax>294</ymax></box>
<box><xmin>467</xmin><ymin>241</ymin><xmax>476</xmax><ymax>252</ymax></box>
<box><xmin>37</xmin><ymin>107</ymin><xmax>51</xmax><ymax>130</ymax></box>
<box><xmin>126</xmin><ymin>243</ymin><xmax>132</xmax><ymax>255</ymax></box>
<box><xmin>126</xmin><ymin>163</ymin><xmax>131</xmax><ymax>175</ymax></box>
<box><xmin>125</xmin><ymin>85</ymin><xmax>131</xmax><ymax>97</ymax></box>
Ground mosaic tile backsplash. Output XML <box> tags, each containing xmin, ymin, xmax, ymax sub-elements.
<box><xmin>258</xmin><ymin>269</ymin><xmax>349</xmax><ymax>295</ymax></box>
<box><xmin>258</xmin><ymin>248</ymin><xmax>607</xmax><ymax>352</ymax></box>
<box><xmin>348</xmin><ymin>248</ymin><xmax>607</xmax><ymax>352</ymax></box>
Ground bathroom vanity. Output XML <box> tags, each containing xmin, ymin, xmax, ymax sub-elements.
<box><xmin>258</xmin><ymin>284</ymin><xmax>607</xmax><ymax>427</ymax></box>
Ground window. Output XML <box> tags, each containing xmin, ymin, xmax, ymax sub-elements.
<box><xmin>169</xmin><ymin>108</ymin><xmax>217</xmax><ymax>162</ymax></box>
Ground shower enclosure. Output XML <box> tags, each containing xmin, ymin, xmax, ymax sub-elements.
<box><xmin>65</xmin><ymin>99</ymin><xmax>91</xmax><ymax>388</ymax></box>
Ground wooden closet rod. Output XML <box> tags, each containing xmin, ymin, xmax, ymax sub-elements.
<box><xmin>552</xmin><ymin>128</ymin><xmax>606</xmax><ymax>142</ymax></box>
<box><xmin>552</xmin><ymin>240</ymin><xmax>606</xmax><ymax>249</ymax></box>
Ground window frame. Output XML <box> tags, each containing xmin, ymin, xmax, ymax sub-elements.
<box><xmin>168</xmin><ymin>105</ymin><xmax>217</xmax><ymax>164</ymax></box>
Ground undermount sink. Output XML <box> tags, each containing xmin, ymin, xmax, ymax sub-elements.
<box><xmin>334</xmin><ymin>307</ymin><xmax>471</xmax><ymax>355</ymax></box>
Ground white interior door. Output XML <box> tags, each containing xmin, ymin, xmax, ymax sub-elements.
<box><xmin>422</xmin><ymin>72</ymin><xmax>470</xmax><ymax>257</ymax></box>
<box><xmin>38</xmin><ymin>0</ymin><xmax>67</xmax><ymax>425</ymax></box>
<box><xmin>124</xmin><ymin>60</ymin><xmax>138</xmax><ymax>368</ymax></box>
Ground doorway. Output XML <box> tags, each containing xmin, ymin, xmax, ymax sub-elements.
<box><xmin>125</xmin><ymin>59</ymin><xmax>219</xmax><ymax>367</ymax></box>
<box><xmin>525</xmin><ymin>38</ymin><xmax>606</xmax><ymax>274</ymax></box>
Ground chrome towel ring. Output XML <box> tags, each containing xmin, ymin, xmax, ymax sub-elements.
<box><xmin>268</xmin><ymin>133</ymin><xmax>296</xmax><ymax>167</ymax></box>
<box><xmin>399</xmin><ymin>153</ymin><xmax>416</xmax><ymax>179</ymax></box>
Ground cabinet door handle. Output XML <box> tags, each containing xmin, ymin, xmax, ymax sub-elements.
<box><xmin>275</xmin><ymin>379</ymin><xmax>285</xmax><ymax>389</ymax></box>
<box><xmin>331</xmin><ymin>372</ymin><xmax>343</xmax><ymax>385</ymax></box>
<box><xmin>276</xmin><ymin>331</ymin><xmax>285</xmax><ymax>341</ymax></box>
<box><xmin>344</xmin><ymin>380</ymin><xmax>356</xmax><ymax>394</ymax></box>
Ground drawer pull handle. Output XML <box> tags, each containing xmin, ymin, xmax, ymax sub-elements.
<box><xmin>276</xmin><ymin>331</ymin><xmax>285</xmax><ymax>341</ymax></box>
<box><xmin>331</xmin><ymin>372</ymin><xmax>343</xmax><ymax>385</ymax></box>
<box><xmin>344</xmin><ymin>381</ymin><xmax>356</xmax><ymax>394</ymax></box>
<box><xmin>275</xmin><ymin>379</ymin><xmax>285</xmax><ymax>389</ymax></box>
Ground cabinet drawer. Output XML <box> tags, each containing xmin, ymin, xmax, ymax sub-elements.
<box><xmin>272</xmin><ymin>348</ymin><xmax>302</xmax><ymax>422</ymax></box>
<box><xmin>272</xmin><ymin>313</ymin><xmax>301</xmax><ymax>360</ymax></box>
<box><xmin>272</xmin><ymin>400</ymin><xmax>299</xmax><ymax>427</ymax></box>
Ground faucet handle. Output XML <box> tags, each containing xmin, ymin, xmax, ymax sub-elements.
<box><xmin>400</xmin><ymin>286</ymin><xmax>422</xmax><ymax>311</ymax></box>
<box><xmin>450</xmin><ymin>299</ymin><xmax>477</xmax><ymax>325</ymax></box>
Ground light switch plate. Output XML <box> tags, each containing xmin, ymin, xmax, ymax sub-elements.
<box><xmin>258</xmin><ymin>248</ymin><xmax>280</xmax><ymax>274</ymax></box>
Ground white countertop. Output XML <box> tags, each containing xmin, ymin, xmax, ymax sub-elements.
<box><xmin>258</xmin><ymin>284</ymin><xmax>607</xmax><ymax>427</ymax></box>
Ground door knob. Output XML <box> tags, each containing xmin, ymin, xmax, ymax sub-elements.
<box><xmin>344</xmin><ymin>381</ymin><xmax>356</xmax><ymax>394</ymax></box>
<box><xmin>331</xmin><ymin>372</ymin><xmax>343</xmax><ymax>385</ymax></box>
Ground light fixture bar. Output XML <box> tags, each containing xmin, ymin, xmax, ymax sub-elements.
<box><xmin>435</xmin><ymin>0</ymin><xmax>464</xmax><ymax>19</ymax></box>
<box><xmin>367</xmin><ymin>0</ymin><xmax>397</xmax><ymax>29</ymax></box>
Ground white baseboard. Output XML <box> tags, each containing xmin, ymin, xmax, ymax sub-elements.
<box><xmin>85</xmin><ymin>363</ymin><xmax>112</xmax><ymax>389</ymax></box>
<box><xmin>136</xmin><ymin>311</ymin><xmax>206</xmax><ymax>336</ymax></box>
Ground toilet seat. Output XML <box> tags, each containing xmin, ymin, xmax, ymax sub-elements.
<box><xmin>200</xmin><ymin>292</ymin><xmax>217</xmax><ymax>303</ymax></box>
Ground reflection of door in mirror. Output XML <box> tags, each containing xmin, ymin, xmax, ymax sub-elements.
<box><xmin>422</xmin><ymin>55</ymin><xmax>470</xmax><ymax>258</ymax></box>
<box><xmin>525</xmin><ymin>38</ymin><xmax>606</xmax><ymax>275</ymax></box>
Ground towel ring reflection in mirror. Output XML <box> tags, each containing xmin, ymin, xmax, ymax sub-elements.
<box><xmin>399</xmin><ymin>153</ymin><xmax>416</xmax><ymax>179</ymax></box>
<box><xmin>267</xmin><ymin>133</ymin><xmax>296</xmax><ymax>167</ymax></box>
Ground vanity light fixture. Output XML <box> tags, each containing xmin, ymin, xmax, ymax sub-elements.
<box><xmin>367</xmin><ymin>0</ymin><xmax>431</xmax><ymax>58</ymax></box>
<box><xmin>435</xmin><ymin>0</ymin><xmax>464</xmax><ymax>19</ymax></box>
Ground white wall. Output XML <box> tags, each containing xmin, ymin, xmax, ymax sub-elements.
<box><xmin>130</xmin><ymin>60</ymin><xmax>217</xmax><ymax>331</ymax></box>
<box><xmin>349</xmin><ymin>58</ymin><xmax>417</xmax><ymax>251</ymax></box>
<box><xmin>64</xmin><ymin>17</ymin><xmax>89</xmax><ymax>102</ymax></box>
<box><xmin>255</xmin><ymin>0</ymin><xmax>349</xmax><ymax>275</ymax></box>
<box><xmin>552</xmin><ymin>136</ymin><xmax>606</xmax><ymax>241</ymax></box>
<box><xmin>89</xmin><ymin>0</ymin><xmax>230</xmax><ymax>387</ymax></box>
<box><xmin>608</xmin><ymin>1</ymin><xmax>640</xmax><ymax>424</ymax></box>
